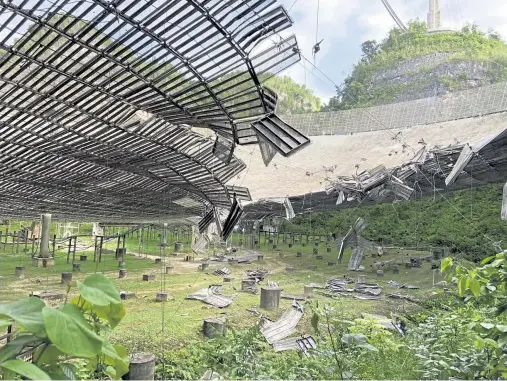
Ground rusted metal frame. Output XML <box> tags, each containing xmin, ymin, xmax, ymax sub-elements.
<box><xmin>0</xmin><ymin>74</ymin><xmax>232</xmax><ymax>187</ymax></box>
<box><xmin>0</xmin><ymin>3</ymin><xmax>192</xmax><ymax>118</ymax></box>
<box><xmin>91</xmin><ymin>0</ymin><xmax>236</xmax><ymax>126</ymax></box>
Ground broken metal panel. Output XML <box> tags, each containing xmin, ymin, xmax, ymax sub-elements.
<box><xmin>261</xmin><ymin>301</ymin><xmax>304</xmax><ymax>344</ymax></box>
<box><xmin>445</xmin><ymin>144</ymin><xmax>473</xmax><ymax>186</ymax></box>
<box><xmin>257</xmin><ymin>132</ymin><xmax>278</xmax><ymax>166</ymax></box>
<box><xmin>251</xmin><ymin>113</ymin><xmax>310</xmax><ymax>159</ymax></box>
<box><xmin>212</xmin><ymin>135</ymin><xmax>234</xmax><ymax>164</ymax></box>
<box><xmin>273</xmin><ymin>335</ymin><xmax>317</xmax><ymax>355</ymax></box>
<box><xmin>226</xmin><ymin>186</ymin><xmax>252</xmax><ymax>202</ymax></box>
<box><xmin>0</xmin><ymin>0</ymin><xmax>306</xmax><ymax>221</ymax></box>
<box><xmin>502</xmin><ymin>183</ymin><xmax>507</xmax><ymax>221</ymax></box>
<box><xmin>348</xmin><ymin>248</ymin><xmax>364</xmax><ymax>270</ymax></box>
<box><xmin>199</xmin><ymin>209</ymin><xmax>215</xmax><ymax>234</ymax></box>
<box><xmin>221</xmin><ymin>197</ymin><xmax>244</xmax><ymax>239</ymax></box>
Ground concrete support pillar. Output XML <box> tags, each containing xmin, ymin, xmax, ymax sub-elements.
<box><xmin>127</xmin><ymin>353</ymin><xmax>155</xmax><ymax>380</ymax></box>
<box><xmin>260</xmin><ymin>286</ymin><xmax>281</xmax><ymax>310</ymax></box>
<box><xmin>203</xmin><ymin>318</ymin><xmax>226</xmax><ymax>338</ymax></box>
<box><xmin>304</xmin><ymin>285</ymin><xmax>314</xmax><ymax>298</ymax></box>
<box><xmin>161</xmin><ymin>223</ymin><xmax>168</xmax><ymax>246</ymax></box>
<box><xmin>40</xmin><ymin>214</ymin><xmax>51</xmax><ymax>258</ymax></box>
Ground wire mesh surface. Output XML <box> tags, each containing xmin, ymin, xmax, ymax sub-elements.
<box><xmin>0</xmin><ymin>0</ymin><xmax>302</xmax><ymax>221</ymax></box>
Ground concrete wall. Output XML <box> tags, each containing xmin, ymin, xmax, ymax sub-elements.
<box><xmin>281</xmin><ymin>81</ymin><xmax>507</xmax><ymax>136</ymax></box>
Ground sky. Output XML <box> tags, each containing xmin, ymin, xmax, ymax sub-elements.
<box><xmin>274</xmin><ymin>0</ymin><xmax>507</xmax><ymax>103</ymax></box>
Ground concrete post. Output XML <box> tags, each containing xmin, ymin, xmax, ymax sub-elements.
<box><xmin>203</xmin><ymin>318</ymin><xmax>226</xmax><ymax>338</ymax></box>
<box><xmin>260</xmin><ymin>286</ymin><xmax>281</xmax><ymax>310</ymax></box>
<box><xmin>127</xmin><ymin>353</ymin><xmax>155</xmax><ymax>380</ymax></box>
<box><xmin>161</xmin><ymin>223</ymin><xmax>168</xmax><ymax>246</ymax></box>
<box><xmin>40</xmin><ymin>214</ymin><xmax>51</xmax><ymax>258</ymax></box>
<box><xmin>304</xmin><ymin>285</ymin><xmax>314</xmax><ymax>298</ymax></box>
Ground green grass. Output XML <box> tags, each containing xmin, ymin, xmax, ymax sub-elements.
<box><xmin>0</xmin><ymin>235</ymin><xmax>443</xmax><ymax>354</ymax></box>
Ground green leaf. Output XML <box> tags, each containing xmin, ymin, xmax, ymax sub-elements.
<box><xmin>440</xmin><ymin>257</ymin><xmax>453</xmax><ymax>272</ymax></box>
<box><xmin>43</xmin><ymin>304</ymin><xmax>103</xmax><ymax>358</ymax></box>
<box><xmin>310</xmin><ymin>312</ymin><xmax>319</xmax><ymax>333</ymax></box>
<box><xmin>71</xmin><ymin>297</ymin><xmax>125</xmax><ymax>328</ymax></box>
<box><xmin>77</xmin><ymin>274</ymin><xmax>121</xmax><ymax>306</ymax></box>
<box><xmin>60</xmin><ymin>363</ymin><xmax>77</xmax><ymax>380</ymax></box>
<box><xmin>469</xmin><ymin>278</ymin><xmax>481</xmax><ymax>297</ymax></box>
<box><xmin>101</xmin><ymin>339</ymin><xmax>129</xmax><ymax>379</ymax></box>
<box><xmin>357</xmin><ymin>343</ymin><xmax>379</xmax><ymax>352</ymax></box>
<box><xmin>457</xmin><ymin>276</ymin><xmax>468</xmax><ymax>297</ymax></box>
<box><xmin>480</xmin><ymin>322</ymin><xmax>495</xmax><ymax>330</ymax></box>
<box><xmin>34</xmin><ymin>344</ymin><xmax>63</xmax><ymax>365</ymax></box>
<box><xmin>341</xmin><ymin>333</ymin><xmax>368</xmax><ymax>345</ymax></box>
<box><xmin>0</xmin><ymin>297</ymin><xmax>45</xmax><ymax>333</ymax></box>
<box><xmin>496</xmin><ymin>325</ymin><xmax>507</xmax><ymax>332</ymax></box>
<box><xmin>0</xmin><ymin>334</ymin><xmax>38</xmax><ymax>363</ymax></box>
<box><xmin>0</xmin><ymin>359</ymin><xmax>50</xmax><ymax>380</ymax></box>
<box><xmin>481</xmin><ymin>255</ymin><xmax>496</xmax><ymax>265</ymax></box>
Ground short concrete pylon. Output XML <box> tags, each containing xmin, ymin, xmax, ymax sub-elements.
<box><xmin>203</xmin><ymin>318</ymin><xmax>226</xmax><ymax>338</ymax></box>
<box><xmin>15</xmin><ymin>266</ymin><xmax>25</xmax><ymax>278</ymax></box>
<box><xmin>165</xmin><ymin>266</ymin><xmax>174</xmax><ymax>274</ymax></box>
<box><xmin>61</xmin><ymin>272</ymin><xmax>72</xmax><ymax>284</ymax></box>
<box><xmin>72</xmin><ymin>263</ymin><xmax>81</xmax><ymax>272</ymax></box>
<box><xmin>155</xmin><ymin>292</ymin><xmax>170</xmax><ymax>302</ymax></box>
<box><xmin>304</xmin><ymin>285</ymin><xmax>314</xmax><ymax>298</ymax></box>
<box><xmin>119</xmin><ymin>269</ymin><xmax>127</xmax><ymax>279</ymax></box>
<box><xmin>127</xmin><ymin>353</ymin><xmax>156</xmax><ymax>380</ymax></box>
<box><xmin>260</xmin><ymin>286</ymin><xmax>281</xmax><ymax>310</ymax></box>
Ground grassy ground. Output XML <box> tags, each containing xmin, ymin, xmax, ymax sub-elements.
<box><xmin>0</xmin><ymin>235</ymin><xmax>443</xmax><ymax>354</ymax></box>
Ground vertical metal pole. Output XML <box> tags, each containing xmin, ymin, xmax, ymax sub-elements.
<box><xmin>67</xmin><ymin>237</ymin><xmax>72</xmax><ymax>264</ymax></box>
<box><xmin>72</xmin><ymin>236</ymin><xmax>77</xmax><ymax>263</ymax></box>
<box><xmin>24</xmin><ymin>232</ymin><xmax>28</xmax><ymax>255</ymax></box>
<box><xmin>99</xmin><ymin>236</ymin><xmax>104</xmax><ymax>263</ymax></box>
<box><xmin>52</xmin><ymin>234</ymin><xmax>56</xmax><ymax>257</ymax></box>
<box><xmin>15</xmin><ymin>231</ymin><xmax>20</xmax><ymax>254</ymax></box>
<box><xmin>0</xmin><ymin>231</ymin><xmax>2</xmax><ymax>252</ymax></box>
<box><xmin>12</xmin><ymin>231</ymin><xmax>15</xmax><ymax>254</ymax></box>
<box><xmin>93</xmin><ymin>236</ymin><xmax>98</xmax><ymax>262</ymax></box>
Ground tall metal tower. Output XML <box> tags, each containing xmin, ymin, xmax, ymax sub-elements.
<box><xmin>427</xmin><ymin>0</ymin><xmax>441</xmax><ymax>30</ymax></box>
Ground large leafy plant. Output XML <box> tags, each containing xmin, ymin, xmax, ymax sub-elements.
<box><xmin>0</xmin><ymin>273</ymin><xmax>129</xmax><ymax>380</ymax></box>
<box><xmin>438</xmin><ymin>252</ymin><xmax>507</xmax><ymax>378</ymax></box>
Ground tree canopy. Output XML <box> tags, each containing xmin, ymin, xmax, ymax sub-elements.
<box><xmin>323</xmin><ymin>21</ymin><xmax>507</xmax><ymax>111</ymax></box>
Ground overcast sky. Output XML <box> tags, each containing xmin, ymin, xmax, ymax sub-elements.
<box><xmin>275</xmin><ymin>0</ymin><xmax>507</xmax><ymax>103</ymax></box>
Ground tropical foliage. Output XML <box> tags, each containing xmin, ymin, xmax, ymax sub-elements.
<box><xmin>279</xmin><ymin>183</ymin><xmax>507</xmax><ymax>259</ymax></box>
<box><xmin>0</xmin><ymin>274</ymin><xmax>128</xmax><ymax>380</ymax></box>
<box><xmin>324</xmin><ymin>22</ymin><xmax>507</xmax><ymax>110</ymax></box>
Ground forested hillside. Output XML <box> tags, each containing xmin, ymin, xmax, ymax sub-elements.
<box><xmin>280</xmin><ymin>183</ymin><xmax>507</xmax><ymax>259</ymax></box>
<box><xmin>324</xmin><ymin>22</ymin><xmax>507</xmax><ymax>110</ymax></box>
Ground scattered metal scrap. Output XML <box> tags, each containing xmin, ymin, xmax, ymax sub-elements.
<box><xmin>361</xmin><ymin>313</ymin><xmax>404</xmax><ymax>335</ymax></box>
<box><xmin>387</xmin><ymin>280</ymin><xmax>420</xmax><ymax>289</ymax></box>
<box><xmin>213</xmin><ymin>267</ymin><xmax>231</xmax><ymax>276</ymax></box>
<box><xmin>261</xmin><ymin>301</ymin><xmax>305</xmax><ymax>344</ymax></box>
<box><xmin>325</xmin><ymin>278</ymin><xmax>352</xmax><ymax>292</ymax></box>
<box><xmin>245</xmin><ymin>269</ymin><xmax>269</xmax><ymax>281</ymax></box>
<box><xmin>388</xmin><ymin>293</ymin><xmax>417</xmax><ymax>301</ymax></box>
<box><xmin>241</xmin><ymin>278</ymin><xmax>258</xmax><ymax>294</ymax></box>
<box><xmin>281</xmin><ymin>293</ymin><xmax>305</xmax><ymax>301</ymax></box>
<box><xmin>272</xmin><ymin>335</ymin><xmax>317</xmax><ymax>356</ymax></box>
<box><xmin>267</xmin><ymin>280</ymin><xmax>279</xmax><ymax>288</ymax></box>
<box><xmin>187</xmin><ymin>285</ymin><xmax>236</xmax><ymax>308</ymax></box>
<box><xmin>355</xmin><ymin>283</ymin><xmax>382</xmax><ymax>296</ymax></box>
<box><xmin>336</xmin><ymin>218</ymin><xmax>376</xmax><ymax>270</ymax></box>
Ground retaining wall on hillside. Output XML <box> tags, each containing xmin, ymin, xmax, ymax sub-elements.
<box><xmin>281</xmin><ymin>81</ymin><xmax>507</xmax><ymax>136</ymax></box>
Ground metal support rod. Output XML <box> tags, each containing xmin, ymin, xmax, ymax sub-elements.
<box><xmin>40</xmin><ymin>214</ymin><xmax>51</xmax><ymax>258</ymax></box>
<box><xmin>67</xmin><ymin>236</ymin><xmax>72</xmax><ymax>264</ymax></box>
<box><xmin>72</xmin><ymin>236</ymin><xmax>77</xmax><ymax>263</ymax></box>
<box><xmin>52</xmin><ymin>234</ymin><xmax>56</xmax><ymax>257</ymax></box>
<box><xmin>93</xmin><ymin>236</ymin><xmax>98</xmax><ymax>262</ymax></box>
<box><xmin>99</xmin><ymin>236</ymin><xmax>104</xmax><ymax>263</ymax></box>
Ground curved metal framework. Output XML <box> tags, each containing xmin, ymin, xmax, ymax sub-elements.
<box><xmin>0</xmin><ymin>0</ymin><xmax>306</xmax><ymax>222</ymax></box>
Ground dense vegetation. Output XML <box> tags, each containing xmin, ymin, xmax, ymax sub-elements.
<box><xmin>324</xmin><ymin>22</ymin><xmax>507</xmax><ymax>110</ymax></box>
<box><xmin>280</xmin><ymin>183</ymin><xmax>507</xmax><ymax>259</ymax></box>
